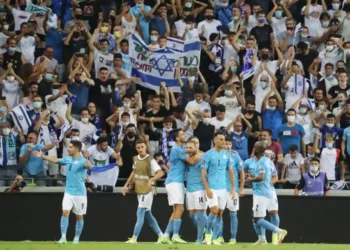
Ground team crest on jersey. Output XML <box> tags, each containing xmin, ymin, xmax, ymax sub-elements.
<box><xmin>223</xmin><ymin>154</ymin><xmax>227</xmax><ymax>160</ymax></box>
<box><xmin>298</xmin><ymin>80</ymin><xmax>302</xmax><ymax>86</ymax></box>
<box><xmin>258</xmin><ymin>165</ymin><xmax>262</xmax><ymax>170</ymax></box>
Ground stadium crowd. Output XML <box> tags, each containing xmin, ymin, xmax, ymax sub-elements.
<box><xmin>0</xmin><ymin>0</ymin><xmax>350</xmax><ymax>191</ymax></box>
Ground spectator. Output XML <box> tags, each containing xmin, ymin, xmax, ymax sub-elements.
<box><xmin>64</xmin><ymin>7</ymin><xmax>91</xmax><ymax>32</ymax></box>
<box><xmin>281</xmin><ymin>144</ymin><xmax>305</xmax><ymax>189</ymax></box>
<box><xmin>260</xmin><ymin>129</ymin><xmax>283</xmax><ymax>170</ymax></box>
<box><xmin>5</xmin><ymin>175</ymin><xmax>25</xmax><ymax>193</ymax></box>
<box><xmin>0</xmin><ymin>63</ymin><xmax>24</xmax><ymax>108</ymax></box>
<box><xmin>2</xmin><ymin>37</ymin><xmax>25</xmax><ymax>75</ymax></box>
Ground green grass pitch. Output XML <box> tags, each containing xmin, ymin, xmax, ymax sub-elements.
<box><xmin>0</xmin><ymin>242</ymin><xmax>348</xmax><ymax>250</ymax></box>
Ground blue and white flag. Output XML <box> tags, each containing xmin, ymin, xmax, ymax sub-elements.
<box><xmin>240</xmin><ymin>48</ymin><xmax>256</xmax><ymax>81</ymax></box>
<box><xmin>88</xmin><ymin>163</ymin><xmax>119</xmax><ymax>186</ymax></box>
<box><xmin>11</xmin><ymin>104</ymin><xmax>32</xmax><ymax>135</ymax></box>
<box><xmin>26</xmin><ymin>2</ymin><xmax>58</xmax><ymax>29</ymax></box>
<box><xmin>129</xmin><ymin>34</ymin><xmax>201</xmax><ymax>92</ymax></box>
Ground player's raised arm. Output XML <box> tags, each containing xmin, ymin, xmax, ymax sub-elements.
<box><xmin>32</xmin><ymin>150</ymin><xmax>59</xmax><ymax>164</ymax></box>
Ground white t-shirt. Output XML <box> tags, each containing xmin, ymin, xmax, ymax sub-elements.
<box><xmin>38</xmin><ymin>124</ymin><xmax>58</xmax><ymax>157</ymax></box>
<box><xmin>284</xmin><ymin>74</ymin><xmax>309</xmax><ymax>112</ymax></box>
<box><xmin>209</xmin><ymin>117</ymin><xmax>232</xmax><ymax>131</ymax></box>
<box><xmin>18</xmin><ymin>36</ymin><xmax>36</xmax><ymax>64</ymax></box>
<box><xmin>1</xmin><ymin>80</ymin><xmax>20</xmax><ymax>109</ymax></box>
<box><xmin>45</xmin><ymin>94</ymin><xmax>69</xmax><ymax>124</ymax></box>
<box><xmin>223</xmin><ymin>43</ymin><xmax>239</xmax><ymax>67</ymax></box>
<box><xmin>216</xmin><ymin>96</ymin><xmax>240</xmax><ymax>120</ymax></box>
<box><xmin>175</xmin><ymin>115</ymin><xmax>193</xmax><ymax>140</ymax></box>
<box><xmin>121</xmin><ymin>15</ymin><xmax>137</xmax><ymax>35</ymax></box>
<box><xmin>184</xmin><ymin>29</ymin><xmax>199</xmax><ymax>41</ymax></box>
<box><xmin>87</xmin><ymin>145</ymin><xmax>115</xmax><ymax>166</ymax></box>
<box><xmin>301</xmin><ymin>5</ymin><xmax>323</xmax><ymax>37</ymax></box>
<box><xmin>71</xmin><ymin>119</ymin><xmax>97</xmax><ymax>148</ymax></box>
<box><xmin>271</xmin><ymin>16</ymin><xmax>287</xmax><ymax>39</ymax></box>
<box><xmin>175</xmin><ymin>19</ymin><xmax>186</xmax><ymax>37</ymax></box>
<box><xmin>185</xmin><ymin>100</ymin><xmax>211</xmax><ymax>113</ymax></box>
<box><xmin>283</xmin><ymin>153</ymin><xmax>304</xmax><ymax>184</ymax></box>
<box><xmin>246</xmin><ymin>15</ymin><xmax>258</xmax><ymax>34</ymax></box>
<box><xmin>197</xmin><ymin>19</ymin><xmax>222</xmax><ymax>42</ymax></box>
<box><xmin>12</xmin><ymin>8</ymin><xmax>31</xmax><ymax>31</ymax></box>
<box><xmin>35</xmin><ymin>57</ymin><xmax>58</xmax><ymax>71</ymax></box>
<box><xmin>320</xmin><ymin>147</ymin><xmax>338</xmax><ymax>181</ymax></box>
<box><xmin>318</xmin><ymin>48</ymin><xmax>342</xmax><ymax>73</ymax></box>
<box><xmin>0</xmin><ymin>32</ymin><xmax>9</xmax><ymax>54</ymax></box>
<box><xmin>296</xmin><ymin>113</ymin><xmax>313</xmax><ymax>144</ymax></box>
<box><xmin>254</xmin><ymin>80</ymin><xmax>272</xmax><ymax>113</ymax></box>
<box><xmin>118</xmin><ymin>107</ymin><xmax>136</xmax><ymax>126</ymax></box>
<box><xmin>93</xmin><ymin>50</ymin><xmax>114</xmax><ymax>78</ymax></box>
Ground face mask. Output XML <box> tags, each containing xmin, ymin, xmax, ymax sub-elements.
<box><xmin>127</xmin><ymin>131</ymin><xmax>135</xmax><ymax>138</ymax></box>
<box><xmin>123</xmin><ymin>103</ymin><xmax>130</xmax><ymax>108</ymax></box>
<box><xmin>73</xmin><ymin>31</ymin><xmax>80</xmax><ymax>38</ymax></box>
<box><xmin>45</xmin><ymin>73</ymin><xmax>53</xmax><ymax>81</ymax></box>
<box><xmin>247</xmin><ymin>110</ymin><xmax>254</xmax><ymax>114</ymax></box>
<box><xmin>186</xmin><ymin>24</ymin><xmax>192</xmax><ymax>29</ymax></box>
<box><xmin>275</xmin><ymin>11</ymin><xmax>282</xmax><ymax>18</ymax></box>
<box><xmin>185</xmin><ymin>2</ymin><xmax>192</xmax><ymax>8</ymax></box>
<box><xmin>332</xmin><ymin>3</ymin><xmax>339</xmax><ymax>9</ymax></box>
<box><xmin>326</xmin><ymin>143</ymin><xmax>333</xmax><ymax>148</ymax></box>
<box><xmin>81</xmin><ymin>117</ymin><xmax>89</xmax><ymax>123</ymax></box>
<box><xmin>326</xmin><ymin>45</ymin><xmax>334</xmax><ymax>51</ymax></box>
<box><xmin>322</xmin><ymin>21</ymin><xmax>329</xmax><ymax>27</ymax></box>
<box><xmin>33</xmin><ymin>101</ymin><xmax>41</xmax><ymax>109</ymax></box>
<box><xmin>233</xmin><ymin>16</ymin><xmax>239</xmax><ymax>20</ymax></box>
<box><xmin>136</xmin><ymin>3</ymin><xmax>144</xmax><ymax>8</ymax></box>
<box><xmin>52</xmin><ymin>89</ymin><xmax>59</xmax><ymax>96</ymax></box>
<box><xmin>164</xmin><ymin>128</ymin><xmax>172</xmax><ymax>132</ymax></box>
<box><xmin>9</xmin><ymin>47</ymin><xmax>16</xmax><ymax>52</ymax></box>
<box><xmin>27</xmin><ymin>143</ymin><xmax>34</xmax><ymax>147</ymax></box>
<box><xmin>0</xmin><ymin>106</ymin><xmax>7</xmax><ymax>113</ymax></box>
<box><xmin>230</xmin><ymin>66</ymin><xmax>237</xmax><ymax>73</ymax></box>
<box><xmin>235</xmin><ymin>131</ymin><xmax>242</xmax><ymax>135</ymax></box>
<box><xmin>221</xmin><ymin>2</ymin><xmax>229</xmax><ymax>7</ymax></box>
<box><xmin>258</xmin><ymin>17</ymin><xmax>265</xmax><ymax>23</ymax></box>
<box><xmin>261</xmin><ymin>54</ymin><xmax>269</xmax><ymax>60</ymax></box>
<box><xmin>188</xmin><ymin>76</ymin><xmax>195</xmax><ymax>82</ymax></box>
<box><xmin>71</xmin><ymin>136</ymin><xmax>80</xmax><ymax>141</ymax></box>
<box><xmin>269</xmin><ymin>106</ymin><xmax>276</xmax><ymax>111</ymax></box>
<box><xmin>339</xmin><ymin>101</ymin><xmax>345</xmax><ymax>106</ymax></box>
<box><xmin>75</xmin><ymin>14</ymin><xmax>82</xmax><ymax>19</ymax></box>
<box><xmin>326</xmin><ymin>123</ymin><xmax>334</xmax><ymax>128</ymax></box>
<box><xmin>325</xmin><ymin>75</ymin><xmax>335</xmax><ymax>81</ymax></box>
<box><xmin>101</xmin><ymin>27</ymin><xmax>109</xmax><ymax>33</ymax></box>
<box><xmin>307</xmin><ymin>153</ymin><xmax>315</xmax><ymax>157</ymax></box>
<box><xmin>310</xmin><ymin>166</ymin><xmax>318</xmax><ymax>172</ymax></box>
<box><xmin>299</xmin><ymin>107</ymin><xmax>307</xmax><ymax>114</ymax></box>
<box><xmin>203</xmin><ymin>118</ymin><xmax>210</xmax><ymax>125</ymax></box>
<box><xmin>19</xmin><ymin>5</ymin><xmax>26</xmax><ymax>10</ymax></box>
<box><xmin>114</xmin><ymin>31</ymin><xmax>121</xmax><ymax>38</ymax></box>
<box><xmin>2</xmin><ymin>128</ymin><xmax>10</xmax><ymax>136</ymax></box>
<box><xmin>121</xmin><ymin>121</ymin><xmax>129</xmax><ymax>126</ymax></box>
<box><xmin>3</xmin><ymin>24</ymin><xmax>8</xmax><ymax>30</ymax></box>
<box><xmin>263</xmin><ymin>140</ymin><xmax>268</xmax><ymax>145</ymax></box>
<box><xmin>319</xmin><ymin>104</ymin><xmax>325</xmax><ymax>110</ymax></box>
<box><xmin>287</xmin><ymin>115</ymin><xmax>295</xmax><ymax>123</ymax></box>
<box><xmin>225</xmin><ymin>90</ymin><xmax>233</xmax><ymax>96</ymax></box>
<box><xmin>260</xmin><ymin>81</ymin><xmax>267</xmax><ymax>89</ymax></box>
<box><xmin>150</xmin><ymin>35</ymin><xmax>158</xmax><ymax>42</ymax></box>
<box><xmin>7</xmin><ymin>76</ymin><xmax>14</xmax><ymax>82</ymax></box>
<box><xmin>301</xmin><ymin>34</ymin><xmax>308</xmax><ymax>38</ymax></box>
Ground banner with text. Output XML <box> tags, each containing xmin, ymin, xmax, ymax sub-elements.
<box><xmin>129</xmin><ymin>34</ymin><xmax>201</xmax><ymax>92</ymax></box>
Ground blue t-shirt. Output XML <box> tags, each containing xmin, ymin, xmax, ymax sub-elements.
<box><xmin>58</xmin><ymin>156</ymin><xmax>87</xmax><ymax>196</ymax></box>
<box><xmin>201</xmin><ymin>149</ymin><xmax>231</xmax><ymax>190</ymax></box>
<box><xmin>150</xmin><ymin>15</ymin><xmax>173</xmax><ymax>36</ymax></box>
<box><xmin>343</xmin><ymin>127</ymin><xmax>350</xmax><ymax>155</ymax></box>
<box><xmin>243</xmin><ymin>156</ymin><xmax>276</xmax><ymax>199</ymax></box>
<box><xmin>20</xmin><ymin>143</ymin><xmax>44</xmax><ymax>175</ymax></box>
<box><xmin>262</xmin><ymin>109</ymin><xmax>283</xmax><ymax>140</ymax></box>
<box><xmin>214</xmin><ymin>4</ymin><xmax>234</xmax><ymax>26</ymax></box>
<box><xmin>186</xmin><ymin>155</ymin><xmax>204</xmax><ymax>192</ymax></box>
<box><xmin>320</xmin><ymin>124</ymin><xmax>343</xmax><ymax>148</ymax></box>
<box><xmin>226</xmin><ymin>150</ymin><xmax>243</xmax><ymax>192</ymax></box>
<box><xmin>68</xmin><ymin>81</ymin><xmax>90</xmax><ymax>114</ymax></box>
<box><xmin>130</xmin><ymin>5</ymin><xmax>152</xmax><ymax>43</ymax></box>
<box><xmin>230</xmin><ymin>131</ymin><xmax>249</xmax><ymax>160</ymax></box>
<box><xmin>45</xmin><ymin>29</ymin><xmax>66</xmax><ymax>64</ymax></box>
<box><xmin>278</xmin><ymin>123</ymin><xmax>305</xmax><ymax>155</ymax></box>
<box><xmin>165</xmin><ymin>145</ymin><xmax>188</xmax><ymax>185</ymax></box>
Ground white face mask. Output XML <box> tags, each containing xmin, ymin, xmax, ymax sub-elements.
<box><xmin>326</xmin><ymin>123</ymin><xmax>334</xmax><ymax>128</ymax></box>
<box><xmin>7</xmin><ymin>76</ymin><xmax>14</xmax><ymax>82</ymax></box>
<box><xmin>164</xmin><ymin>128</ymin><xmax>172</xmax><ymax>132</ymax></box>
<box><xmin>2</xmin><ymin>127</ymin><xmax>10</xmax><ymax>136</ymax></box>
<box><xmin>326</xmin><ymin>45</ymin><xmax>334</xmax><ymax>52</ymax></box>
<box><xmin>235</xmin><ymin>131</ymin><xmax>242</xmax><ymax>135</ymax></box>
<box><xmin>81</xmin><ymin>117</ymin><xmax>89</xmax><ymax>123</ymax></box>
<box><xmin>121</xmin><ymin>121</ymin><xmax>129</xmax><ymax>126</ymax></box>
<box><xmin>3</xmin><ymin>24</ymin><xmax>9</xmax><ymax>30</ymax></box>
<box><xmin>186</xmin><ymin>24</ymin><xmax>192</xmax><ymax>29</ymax></box>
<box><xmin>287</xmin><ymin>115</ymin><xmax>295</xmax><ymax>123</ymax></box>
<box><xmin>203</xmin><ymin>118</ymin><xmax>210</xmax><ymax>124</ymax></box>
<box><xmin>71</xmin><ymin>136</ymin><xmax>80</xmax><ymax>141</ymax></box>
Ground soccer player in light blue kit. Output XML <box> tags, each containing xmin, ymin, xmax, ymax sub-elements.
<box><xmin>33</xmin><ymin>141</ymin><xmax>92</xmax><ymax>244</ymax></box>
<box><xmin>244</xmin><ymin>142</ymin><xmax>287</xmax><ymax>245</ymax></box>
<box><xmin>201</xmin><ymin>132</ymin><xmax>235</xmax><ymax>245</ymax></box>
<box><xmin>185</xmin><ymin>137</ymin><xmax>206</xmax><ymax>244</ymax></box>
<box><xmin>215</xmin><ymin>137</ymin><xmax>245</xmax><ymax>245</ymax></box>
<box><xmin>162</xmin><ymin>130</ymin><xmax>201</xmax><ymax>244</ymax></box>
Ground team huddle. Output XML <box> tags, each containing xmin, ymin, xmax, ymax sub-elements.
<box><xmin>32</xmin><ymin>130</ymin><xmax>287</xmax><ymax>245</ymax></box>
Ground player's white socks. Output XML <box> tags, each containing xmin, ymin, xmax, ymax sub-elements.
<box><xmin>132</xmin><ymin>235</ymin><xmax>138</xmax><ymax>240</ymax></box>
<box><xmin>164</xmin><ymin>233</ymin><xmax>170</xmax><ymax>238</ymax></box>
<box><xmin>61</xmin><ymin>234</ymin><xmax>66</xmax><ymax>238</ymax></box>
<box><xmin>173</xmin><ymin>233</ymin><xmax>179</xmax><ymax>238</ymax></box>
<box><xmin>275</xmin><ymin>228</ymin><xmax>283</xmax><ymax>233</ymax></box>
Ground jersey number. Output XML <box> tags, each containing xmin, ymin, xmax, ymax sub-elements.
<box><xmin>141</xmin><ymin>196</ymin><xmax>145</xmax><ymax>202</ymax></box>
<box><xmin>255</xmin><ymin>205</ymin><xmax>259</xmax><ymax>212</ymax></box>
<box><xmin>199</xmin><ymin>197</ymin><xmax>204</xmax><ymax>204</ymax></box>
<box><xmin>81</xmin><ymin>203</ymin><xmax>85</xmax><ymax>210</ymax></box>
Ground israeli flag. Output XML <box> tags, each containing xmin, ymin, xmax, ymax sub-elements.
<box><xmin>88</xmin><ymin>163</ymin><xmax>119</xmax><ymax>186</ymax></box>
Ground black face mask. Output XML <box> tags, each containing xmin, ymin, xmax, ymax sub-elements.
<box><xmin>311</xmin><ymin>0</ymin><xmax>317</xmax><ymax>4</ymax></box>
<box><xmin>127</xmin><ymin>132</ymin><xmax>135</xmax><ymax>138</ymax></box>
<box><xmin>286</xmin><ymin>27</ymin><xmax>294</xmax><ymax>31</ymax></box>
<box><xmin>247</xmin><ymin>110</ymin><xmax>254</xmax><ymax>114</ymax></box>
<box><xmin>75</xmin><ymin>14</ymin><xmax>82</xmax><ymax>20</ymax></box>
<box><xmin>261</xmin><ymin>54</ymin><xmax>269</xmax><ymax>60</ymax></box>
<box><xmin>206</xmin><ymin>15</ymin><xmax>214</xmax><ymax>20</ymax></box>
<box><xmin>19</xmin><ymin>5</ymin><xmax>26</xmax><ymax>11</ymax></box>
<box><xmin>73</xmin><ymin>32</ymin><xmax>80</xmax><ymax>38</ymax></box>
<box><xmin>109</xmin><ymin>15</ymin><xmax>115</xmax><ymax>23</ymax></box>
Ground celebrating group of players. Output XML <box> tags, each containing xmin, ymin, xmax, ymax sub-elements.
<box><xmin>33</xmin><ymin>129</ymin><xmax>287</xmax><ymax>245</ymax></box>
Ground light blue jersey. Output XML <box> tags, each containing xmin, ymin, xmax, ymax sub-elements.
<box><xmin>201</xmin><ymin>149</ymin><xmax>231</xmax><ymax>190</ymax></box>
<box><xmin>165</xmin><ymin>145</ymin><xmax>188</xmax><ymax>185</ymax></box>
<box><xmin>243</xmin><ymin>156</ymin><xmax>276</xmax><ymax>199</ymax></box>
<box><xmin>226</xmin><ymin>150</ymin><xmax>243</xmax><ymax>192</ymax></box>
<box><xmin>58</xmin><ymin>156</ymin><xmax>87</xmax><ymax>196</ymax></box>
<box><xmin>186</xmin><ymin>155</ymin><xmax>204</xmax><ymax>192</ymax></box>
